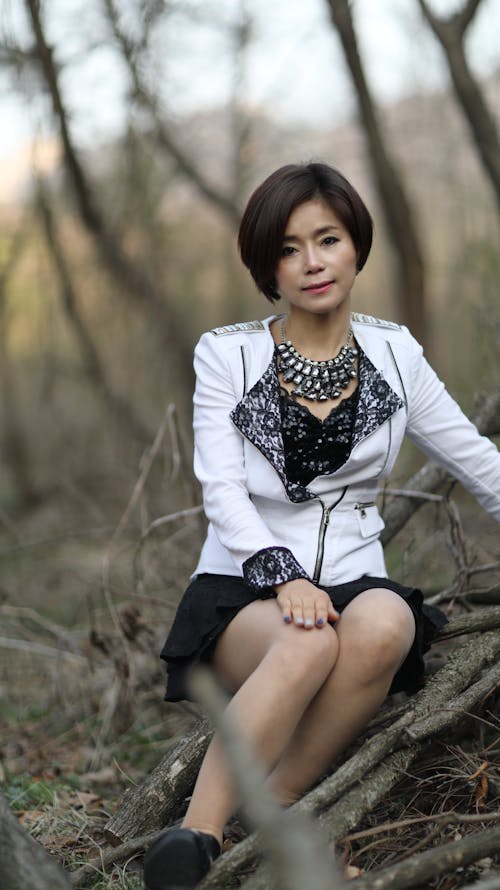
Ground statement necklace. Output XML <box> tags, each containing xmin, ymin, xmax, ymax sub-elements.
<box><xmin>277</xmin><ymin>316</ymin><xmax>357</xmax><ymax>401</ymax></box>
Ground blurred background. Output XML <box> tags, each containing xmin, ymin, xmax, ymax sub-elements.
<box><xmin>0</xmin><ymin>0</ymin><xmax>499</xmax><ymax>839</ymax></box>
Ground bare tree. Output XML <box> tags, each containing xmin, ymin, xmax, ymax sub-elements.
<box><xmin>418</xmin><ymin>0</ymin><xmax>500</xmax><ymax>215</ymax></box>
<box><xmin>325</xmin><ymin>0</ymin><xmax>427</xmax><ymax>345</ymax></box>
<box><xmin>36</xmin><ymin>177</ymin><xmax>152</xmax><ymax>443</ymax></box>
<box><xmin>101</xmin><ymin>0</ymin><xmax>241</xmax><ymax>225</ymax></box>
<box><xmin>23</xmin><ymin>0</ymin><xmax>193</xmax><ymax>381</ymax></box>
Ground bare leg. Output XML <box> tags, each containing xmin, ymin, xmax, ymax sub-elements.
<box><xmin>268</xmin><ymin>589</ymin><xmax>416</xmax><ymax>802</ymax></box>
<box><xmin>182</xmin><ymin>588</ymin><xmax>415</xmax><ymax>840</ymax></box>
<box><xmin>182</xmin><ymin>598</ymin><xmax>339</xmax><ymax>842</ymax></box>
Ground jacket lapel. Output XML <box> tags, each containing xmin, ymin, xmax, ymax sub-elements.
<box><xmin>352</xmin><ymin>351</ymin><xmax>404</xmax><ymax>449</ymax></box>
<box><xmin>230</xmin><ymin>354</ymin><xmax>313</xmax><ymax>502</ymax></box>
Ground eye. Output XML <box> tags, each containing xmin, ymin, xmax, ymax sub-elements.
<box><xmin>322</xmin><ymin>235</ymin><xmax>339</xmax><ymax>246</ymax></box>
<box><xmin>281</xmin><ymin>245</ymin><xmax>297</xmax><ymax>257</ymax></box>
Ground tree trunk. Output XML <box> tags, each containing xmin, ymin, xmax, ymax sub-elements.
<box><xmin>325</xmin><ymin>0</ymin><xmax>427</xmax><ymax>344</ymax></box>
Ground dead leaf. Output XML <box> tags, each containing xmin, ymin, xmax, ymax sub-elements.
<box><xmin>468</xmin><ymin>761</ymin><xmax>489</xmax><ymax>782</ymax></box>
<box><xmin>474</xmin><ymin>773</ymin><xmax>488</xmax><ymax>809</ymax></box>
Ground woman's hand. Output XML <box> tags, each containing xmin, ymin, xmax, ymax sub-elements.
<box><xmin>275</xmin><ymin>578</ymin><xmax>339</xmax><ymax>629</ymax></box>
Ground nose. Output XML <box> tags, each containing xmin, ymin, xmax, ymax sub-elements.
<box><xmin>304</xmin><ymin>244</ymin><xmax>325</xmax><ymax>273</ymax></box>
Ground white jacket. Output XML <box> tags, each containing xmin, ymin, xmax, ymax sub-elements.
<box><xmin>192</xmin><ymin>313</ymin><xmax>500</xmax><ymax>590</ymax></box>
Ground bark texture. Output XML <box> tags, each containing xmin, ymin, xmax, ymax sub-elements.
<box><xmin>354</xmin><ymin>823</ymin><xmax>500</xmax><ymax>890</ymax></box>
<box><xmin>0</xmin><ymin>792</ymin><xmax>72</xmax><ymax>890</ymax></box>
<box><xmin>104</xmin><ymin>718</ymin><xmax>213</xmax><ymax>844</ymax></box>
<box><xmin>325</xmin><ymin>0</ymin><xmax>427</xmax><ymax>343</ymax></box>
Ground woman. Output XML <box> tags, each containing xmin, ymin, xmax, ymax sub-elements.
<box><xmin>144</xmin><ymin>163</ymin><xmax>500</xmax><ymax>890</ymax></box>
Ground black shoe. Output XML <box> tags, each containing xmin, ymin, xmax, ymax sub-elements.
<box><xmin>143</xmin><ymin>827</ymin><xmax>221</xmax><ymax>889</ymax></box>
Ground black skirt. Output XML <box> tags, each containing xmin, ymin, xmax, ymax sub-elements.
<box><xmin>161</xmin><ymin>573</ymin><xmax>447</xmax><ymax>702</ymax></box>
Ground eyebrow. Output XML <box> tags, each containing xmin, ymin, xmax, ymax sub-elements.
<box><xmin>283</xmin><ymin>225</ymin><xmax>340</xmax><ymax>242</ymax></box>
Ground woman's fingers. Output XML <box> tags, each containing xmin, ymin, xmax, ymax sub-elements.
<box><xmin>277</xmin><ymin>593</ymin><xmax>293</xmax><ymax>624</ymax></box>
<box><xmin>314</xmin><ymin>599</ymin><xmax>329</xmax><ymax>627</ymax></box>
<box><xmin>276</xmin><ymin>580</ymin><xmax>339</xmax><ymax>629</ymax></box>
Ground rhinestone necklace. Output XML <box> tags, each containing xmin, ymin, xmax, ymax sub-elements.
<box><xmin>277</xmin><ymin>316</ymin><xmax>357</xmax><ymax>401</ymax></box>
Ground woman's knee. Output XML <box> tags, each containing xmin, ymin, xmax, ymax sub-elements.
<box><xmin>337</xmin><ymin>590</ymin><xmax>415</xmax><ymax>680</ymax></box>
<box><xmin>270</xmin><ymin>622</ymin><xmax>339</xmax><ymax>689</ymax></box>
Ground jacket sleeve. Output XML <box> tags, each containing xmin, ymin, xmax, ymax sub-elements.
<box><xmin>405</xmin><ymin>331</ymin><xmax>500</xmax><ymax>521</ymax></box>
<box><xmin>192</xmin><ymin>333</ymin><xmax>309</xmax><ymax>589</ymax></box>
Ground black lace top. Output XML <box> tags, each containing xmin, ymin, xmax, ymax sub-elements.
<box><xmin>278</xmin><ymin>350</ymin><xmax>362</xmax><ymax>486</ymax></box>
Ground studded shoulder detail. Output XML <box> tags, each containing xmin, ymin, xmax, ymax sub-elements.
<box><xmin>351</xmin><ymin>312</ymin><xmax>402</xmax><ymax>331</ymax></box>
<box><xmin>210</xmin><ymin>320</ymin><xmax>265</xmax><ymax>336</ymax></box>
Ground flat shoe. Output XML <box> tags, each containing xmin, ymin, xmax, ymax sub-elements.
<box><xmin>143</xmin><ymin>827</ymin><xmax>221</xmax><ymax>890</ymax></box>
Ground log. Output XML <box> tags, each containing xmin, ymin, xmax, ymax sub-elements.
<box><xmin>353</xmin><ymin>823</ymin><xmax>500</xmax><ymax>890</ymax></box>
<box><xmin>237</xmin><ymin>748</ymin><xmax>420</xmax><ymax>890</ymax></box>
<box><xmin>0</xmin><ymin>792</ymin><xmax>72</xmax><ymax>890</ymax></box>
<box><xmin>104</xmin><ymin>718</ymin><xmax>213</xmax><ymax>844</ymax></box>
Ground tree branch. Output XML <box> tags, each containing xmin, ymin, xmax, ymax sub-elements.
<box><xmin>101</xmin><ymin>0</ymin><xmax>240</xmax><ymax>225</ymax></box>
<box><xmin>36</xmin><ymin>177</ymin><xmax>152</xmax><ymax>443</ymax></box>
<box><xmin>381</xmin><ymin>383</ymin><xmax>500</xmax><ymax>544</ymax></box>
<box><xmin>417</xmin><ymin>0</ymin><xmax>500</xmax><ymax>215</ymax></box>
<box><xmin>324</xmin><ymin>0</ymin><xmax>427</xmax><ymax>342</ymax></box>
<box><xmin>24</xmin><ymin>0</ymin><xmax>193</xmax><ymax>381</ymax></box>
<box><xmin>352</xmin><ymin>822</ymin><xmax>500</xmax><ymax>890</ymax></box>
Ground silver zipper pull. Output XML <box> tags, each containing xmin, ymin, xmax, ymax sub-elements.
<box><xmin>355</xmin><ymin>501</ymin><xmax>375</xmax><ymax>519</ymax></box>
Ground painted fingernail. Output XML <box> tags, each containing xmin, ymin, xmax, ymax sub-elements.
<box><xmin>284</xmin><ymin>615</ymin><xmax>292</xmax><ymax>623</ymax></box>
<box><xmin>305</xmin><ymin>618</ymin><xmax>314</xmax><ymax>627</ymax></box>
<box><xmin>295</xmin><ymin>617</ymin><xmax>304</xmax><ymax>625</ymax></box>
<box><xmin>316</xmin><ymin>618</ymin><xmax>324</xmax><ymax>626</ymax></box>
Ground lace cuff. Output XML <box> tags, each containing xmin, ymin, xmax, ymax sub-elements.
<box><xmin>243</xmin><ymin>546</ymin><xmax>309</xmax><ymax>591</ymax></box>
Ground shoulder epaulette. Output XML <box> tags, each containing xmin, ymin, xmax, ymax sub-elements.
<box><xmin>351</xmin><ymin>312</ymin><xmax>402</xmax><ymax>331</ymax></box>
<box><xmin>210</xmin><ymin>320</ymin><xmax>265</xmax><ymax>336</ymax></box>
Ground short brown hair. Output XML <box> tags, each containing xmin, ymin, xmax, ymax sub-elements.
<box><xmin>238</xmin><ymin>162</ymin><xmax>373</xmax><ymax>302</ymax></box>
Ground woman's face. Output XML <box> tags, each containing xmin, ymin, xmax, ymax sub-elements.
<box><xmin>274</xmin><ymin>198</ymin><xmax>358</xmax><ymax>317</ymax></box>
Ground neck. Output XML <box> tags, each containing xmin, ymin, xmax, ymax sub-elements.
<box><xmin>284</xmin><ymin>305</ymin><xmax>352</xmax><ymax>359</ymax></box>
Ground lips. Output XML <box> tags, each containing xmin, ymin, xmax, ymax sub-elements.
<box><xmin>302</xmin><ymin>280</ymin><xmax>335</xmax><ymax>294</ymax></box>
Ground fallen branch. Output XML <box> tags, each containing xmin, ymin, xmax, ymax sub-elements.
<box><xmin>353</xmin><ymin>822</ymin><xmax>500</xmax><ymax>890</ymax></box>
<box><xmin>380</xmin><ymin>384</ymin><xmax>500</xmax><ymax>544</ymax></box>
<box><xmin>0</xmin><ymin>636</ymin><xmax>86</xmax><ymax>663</ymax></box>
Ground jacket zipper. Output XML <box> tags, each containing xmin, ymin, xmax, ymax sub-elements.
<box><xmin>354</xmin><ymin>500</ymin><xmax>375</xmax><ymax>519</ymax></box>
<box><xmin>312</xmin><ymin>488</ymin><xmax>347</xmax><ymax>584</ymax></box>
<box><xmin>240</xmin><ymin>345</ymin><xmax>248</xmax><ymax>397</ymax></box>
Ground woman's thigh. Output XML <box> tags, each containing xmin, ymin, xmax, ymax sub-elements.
<box><xmin>212</xmin><ymin>598</ymin><xmax>338</xmax><ymax>693</ymax></box>
<box><xmin>335</xmin><ymin>588</ymin><xmax>416</xmax><ymax>676</ymax></box>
